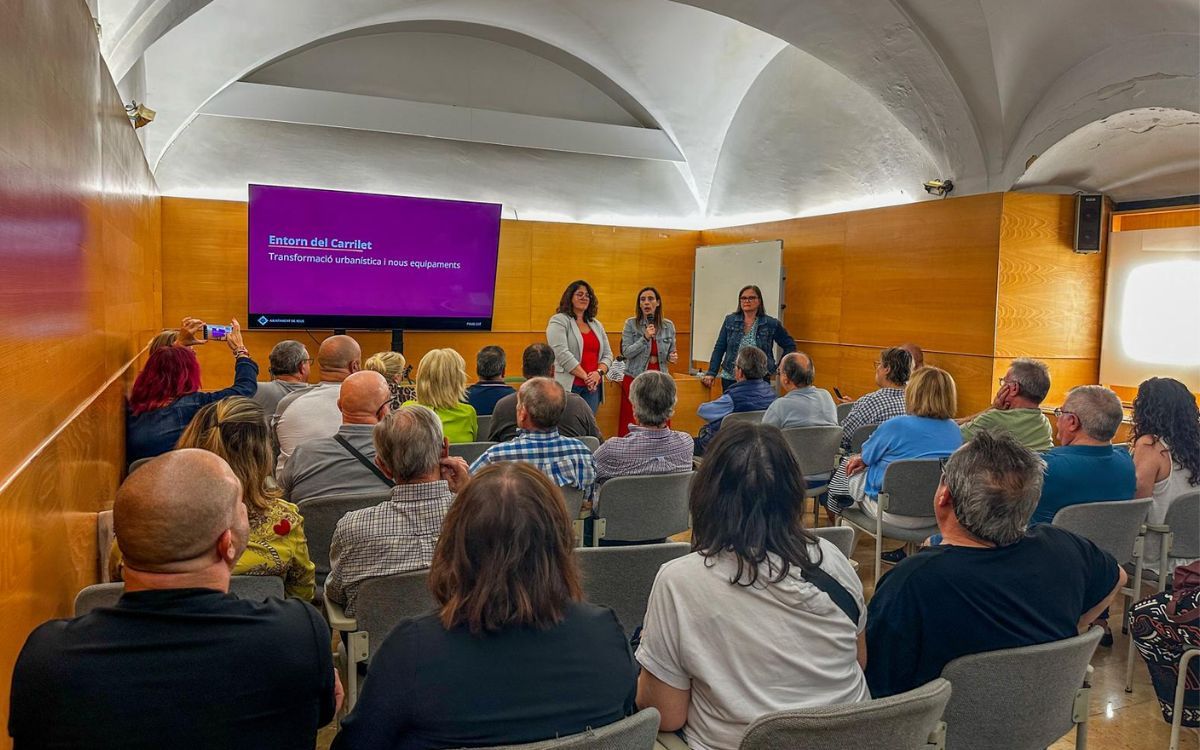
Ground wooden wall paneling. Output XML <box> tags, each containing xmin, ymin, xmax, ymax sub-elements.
<box><xmin>493</xmin><ymin>220</ymin><xmax>532</xmax><ymax>331</ymax></box>
<box><xmin>996</xmin><ymin>194</ymin><xmax>1105</xmax><ymax>359</ymax></box>
<box><xmin>635</xmin><ymin>227</ymin><xmax>699</xmax><ymax>335</ymax></box>
<box><xmin>1112</xmin><ymin>207</ymin><xmax>1200</xmax><ymax>232</ymax></box>
<box><xmin>840</xmin><ymin>194</ymin><xmax>1003</xmax><ymax>355</ymax></box>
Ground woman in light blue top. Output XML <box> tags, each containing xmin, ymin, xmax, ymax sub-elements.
<box><xmin>618</xmin><ymin>287</ymin><xmax>678</xmax><ymax>436</ymax></box>
<box><xmin>834</xmin><ymin>366</ymin><xmax>963</xmax><ymax>529</ymax></box>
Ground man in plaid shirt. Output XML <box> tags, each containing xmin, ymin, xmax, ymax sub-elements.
<box><xmin>594</xmin><ymin>371</ymin><xmax>693</xmax><ymax>483</ymax></box>
<box><xmin>324</xmin><ymin>405</ymin><xmax>470</xmax><ymax>616</ymax></box>
<box><xmin>470</xmin><ymin>377</ymin><xmax>596</xmax><ymax>500</ymax></box>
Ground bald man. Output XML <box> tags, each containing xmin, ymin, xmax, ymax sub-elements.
<box><xmin>9</xmin><ymin>450</ymin><xmax>339</xmax><ymax>749</ymax></box>
<box><xmin>274</xmin><ymin>334</ymin><xmax>362</xmax><ymax>477</ymax></box>
<box><xmin>281</xmin><ymin>370</ymin><xmax>396</xmax><ymax>504</ymax></box>
<box><xmin>763</xmin><ymin>351</ymin><xmax>838</xmax><ymax>429</ymax></box>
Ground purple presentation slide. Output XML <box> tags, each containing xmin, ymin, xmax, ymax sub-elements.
<box><xmin>247</xmin><ymin>184</ymin><xmax>502</xmax><ymax>330</ymax></box>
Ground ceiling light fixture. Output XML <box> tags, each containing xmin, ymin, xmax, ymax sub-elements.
<box><xmin>923</xmin><ymin>179</ymin><xmax>954</xmax><ymax>197</ymax></box>
<box><xmin>125</xmin><ymin>101</ymin><xmax>156</xmax><ymax>129</ymax></box>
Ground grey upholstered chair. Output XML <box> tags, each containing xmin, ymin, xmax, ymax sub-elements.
<box><xmin>325</xmin><ymin>568</ymin><xmax>433</xmax><ymax>712</ymax></box>
<box><xmin>836</xmin><ymin>400</ymin><xmax>856</xmax><ymax>424</ymax></box>
<box><xmin>591</xmin><ymin>472</ymin><xmax>692</xmax><ymax>545</ymax></box>
<box><xmin>723</xmin><ymin>410</ymin><xmax>766</xmax><ymax>426</ymax></box>
<box><xmin>838</xmin><ymin>458</ymin><xmax>941</xmax><ymax>586</ymax></box>
<box><xmin>847</xmin><ymin>423</ymin><xmax>879</xmax><ymax>453</ymax></box>
<box><xmin>940</xmin><ymin>628</ymin><xmax>1103</xmax><ymax>750</ymax></box>
<box><xmin>475</xmin><ymin>708</ymin><xmax>661</xmax><ymax>750</ymax></box>
<box><xmin>578</xmin><ymin>435</ymin><xmax>601</xmax><ymax>452</ymax></box>
<box><xmin>738</xmin><ymin>678</ymin><xmax>952</xmax><ymax>750</ymax></box>
<box><xmin>74</xmin><ymin>575</ymin><xmax>285</xmax><ymax>616</ymax></box>
<box><xmin>576</xmin><ymin>542</ymin><xmax>690</xmax><ymax>638</ymax></box>
<box><xmin>297</xmin><ymin>491</ymin><xmax>391</xmax><ymax>594</ymax></box>
<box><xmin>449</xmin><ymin>441</ymin><xmax>497</xmax><ymax>464</ymax></box>
<box><xmin>811</xmin><ymin>526</ymin><xmax>856</xmax><ymax>561</ymax></box>
<box><xmin>780</xmin><ymin>425</ymin><xmax>844</xmax><ymax>522</ymax></box>
<box><xmin>476</xmin><ymin>414</ymin><xmax>493</xmax><ymax>439</ymax></box>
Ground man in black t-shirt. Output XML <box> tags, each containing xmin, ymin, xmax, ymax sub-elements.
<box><xmin>8</xmin><ymin>450</ymin><xmax>340</xmax><ymax>749</ymax></box>
<box><xmin>865</xmin><ymin>431</ymin><xmax>1126</xmax><ymax>698</ymax></box>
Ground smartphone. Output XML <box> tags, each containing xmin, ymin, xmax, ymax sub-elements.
<box><xmin>834</xmin><ymin>387</ymin><xmax>845</xmax><ymax>399</ymax></box>
<box><xmin>203</xmin><ymin>323</ymin><xmax>232</xmax><ymax>341</ymax></box>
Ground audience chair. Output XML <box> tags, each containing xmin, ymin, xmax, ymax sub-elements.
<box><xmin>738</xmin><ymin>678</ymin><xmax>952</xmax><ymax>750</ymax></box>
<box><xmin>838</xmin><ymin>459</ymin><xmax>941</xmax><ymax>587</ymax></box>
<box><xmin>578</xmin><ymin>435</ymin><xmax>601</xmax><ymax>452</ymax></box>
<box><xmin>74</xmin><ymin>576</ymin><xmax>285</xmax><ymax>616</ymax></box>
<box><xmin>576</xmin><ymin>542</ymin><xmax>690</xmax><ymax>639</ymax></box>
<box><xmin>723</xmin><ymin>410</ymin><xmax>766</xmax><ymax>426</ymax></box>
<box><xmin>475</xmin><ymin>708</ymin><xmax>661</xmax><ymax>750</ymax></box>
<box><xmin>476</xmin><ymin>414</ymin><xmax>492</xmax><ymax>438</ymax></box>
<box><xmin>97</xmin><ymin>509</ymin><xmax>115</xmax><ymax>583</ymax></box>
<box><xmin>297</xmin><ymin>491</ymin><xmax>392</xmax><ymax>597</ymax></box>
<box><xmin>449</xmin><ymin>441</ymin><xmax>497</xmax><ymax>464</ymax></box>
<box><xmin>325</xmin><ymin>569</ymin><xmax>434</xmax><ymax>712</ymax></box>
<box><xmin>591</xmin><ymin>472</ymin><xmax>692</xmax><ymax>546</ymax></box>
<box><xmin>127</xmin><ymin>457</ymin><xmax>153</xmax><ymax>474</ymax></box>
<box><xmin>836</xmin><ymin>400</ymin><xmax>856</xmax><ymax>424</ymax></box>
<box><xmin>781</xmin><ymin>425</ymin><xmax>843</xmax><ymax>523</ymax></box>
<box><xmin>811</xmin><ymin>526</ymin><xmax>856</xmax><ymax>561</ymax></box>
<box><xmin>1170</xmin><ymin>648</ymin><xmax>1200</xmax><ymax>750</ymax></box>
<box><xmin>847</xmin><ymin>423</ymin><xmax>878</xmax><ymax>454</ymax></box>
<box><xmin>1125</xmin><ymin>490</ymin><xmax>1200</xmax><ymax>692</ymax></box>
<box><xmin>940</xmin><ymin>628</ymin><xmax>1102</xmax><ymax>750</ymax></box>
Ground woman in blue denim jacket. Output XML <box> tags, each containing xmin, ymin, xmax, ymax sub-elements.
<box><xmin>126</xmin><ymin>318</ymin><xmax>259</xmax><ymax>465</ymax></box>
<box><xmin>701</xmin><ymin>285</ymin><xmax>796</xmax><ymax>392</ymax></box>
<box><xmin>618</xmin><ymin>287</ymin><xmax>678</xmax><ymax>436</ymax></box>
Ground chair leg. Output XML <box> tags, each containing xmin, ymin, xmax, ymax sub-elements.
<box><xmin>1169</xmin><ymin>650</ymin><xmax>1200</xmax><ymax>750</ymax></box>
<box><xmin>874</xmin><ymin>518</ymin><xmax>883</xmax><ymax>589</ymax></box>
<box><xmin>1125</xmin><ymin>555</ymin><xmax>1145</xmax><ymax>693</ymax></box>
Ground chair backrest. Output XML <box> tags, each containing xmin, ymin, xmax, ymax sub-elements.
<box><xmin>297</xmin><ymin>492</ymin><xmax>392</xmax><ymax>581</ymax></box>
<box><xmin>848</xmin><ymin>423</ymin><xmax>878</xmax><ymax>453</ymax></box>
<box><xmin>724</xmin><ymin>410</ymin><xmax>766</xmax><ymax>426</ymax></box>
<box><xmin>811</xmin><ymin>526</ymin><xmax>856</xmax><ymax>560</ymax></box>
<box><xmin>1052</xmin><ymin>497</ymin><xmax>1151</xmax><ymax>564</ymax></box>
<box><xmin>561</xmin><ymin>486</ymin><xmax>586</xmax><ymax>519</ymax></box>
<box><xmin>781</xmin><ymin>426</ymin><xmax>844</xmax><ymax>477</ymax></box>
<box><xmin>1164</xmin><ymin>489</ymin><xmax>1200</xmax><ymax>559</ymax></box>
<box><xmin>476</xmin><ymin>708</ymin><xmax>661</xmax><ymax>750</ymax></box>
<box><xmin>836</xmin><ymin>400</ymin><xmax>856</xmax><ymax>424</ymax></box>
<box><xmin>353</xmin><ymin>569</ymin><xmax>436</xmax><ymax>660</ymax></box>
<box><xmin>578</xmin><ymin>435</ymin><xmax>601</xmax><ymax>452</ymax></box>
<box><xmin>97</xmin><ymin>509</ymin><xmax>115</xmax><ymax>583</ymax></box>
<box><xmin>878</xmin><ymin>459</ymin><xmax>943</xmax><ymax>518</ymax></box>
<box><xmin>128</xmin><ymin>456</ymin><xmax>153</xmax><ymax>474</ymax></box>
<box><xmin>594</xmin><ymin>472</ymin><xmax>692</xmax><ymax>542</ymax></box>
<box><xmin>576</xmin><ymin>542</ymin><xmax>690</xmax><ymax>638</ymax></box>
<box><xmin>739</xmin><ymin>678</ymin><xmax>952</xmax><ymax>750</ymax></box>
<box><xmin>477</xmin><ymin>414</ymin><xmax>493</xmax><ymax>438</ymax></box>
<box><xmin>449</xmin><ymin>441</ymin><xmax>497</xmax><ymax>464</ymax></box>
<box><xmin>74</xmin><ymin>576</ymin><xmax>285</xmax><ymax>616</ymax></box>
<box><xmin>940</xmin><ymin>628</ymin><xmax>1103</xmax><ymax>750</ymax></box>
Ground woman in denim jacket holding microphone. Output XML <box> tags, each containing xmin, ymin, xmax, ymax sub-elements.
<box><xmin>617</xmin><ymin>287</ymin><xmax>678</xmax><ymax>436</ymax></box>
<box><xmin>700</xmin><ymin>285</ymin><xmax>796</xmax><ymax>393</ymax></box>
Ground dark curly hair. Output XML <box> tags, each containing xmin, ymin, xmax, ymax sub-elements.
<box><xmin>1132</xmin><ymin>377</ymin><xmax>1200</xmax><ymax>487</ymax></box>
<box><xmin>556</xmin><ymin>280</ymin><xmax>598</xmax><ymax>322</ymax></box>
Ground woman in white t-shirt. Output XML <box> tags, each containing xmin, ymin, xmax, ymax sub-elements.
<box><xmin>636</xmin><ymin>422</ymin><xmax>869</xmax><ymax>750</ymax></box>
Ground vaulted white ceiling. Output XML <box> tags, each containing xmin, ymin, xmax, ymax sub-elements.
<box><xmin>98</xmin><ymin>0</ymin><xmax>1200</xmax><ymax>228</ymax></box>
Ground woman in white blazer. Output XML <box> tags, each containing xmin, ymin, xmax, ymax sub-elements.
<box><xmin>546</xmin><ymin>280</ymin><xmax>613</xmax><ymax>414</ymax></box>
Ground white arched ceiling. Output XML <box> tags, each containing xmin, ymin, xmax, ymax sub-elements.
<box><xmin>1013</xmin><ymin>108</ymin><xmax>1200</xmax><ymax>202</ymax></box>
<box><xmin>105</xmin><ymin>0</ymin><xmax>1199</xmax><ymax>228</ymax></box>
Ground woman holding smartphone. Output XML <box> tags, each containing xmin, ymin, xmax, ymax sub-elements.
<box><xmin>618</xmin><ymin>287</ymin><xmax>678</xmax><ymax>436</ymax></box>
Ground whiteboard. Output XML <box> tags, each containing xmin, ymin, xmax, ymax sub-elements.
<box><xmin>690</xmin><ymin>240</ymin><xmax>784</xmax><ymax>368</ymax></box>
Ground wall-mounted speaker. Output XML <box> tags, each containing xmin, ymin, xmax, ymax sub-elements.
<box><xmin>1074</xmin><ymin>194</ymin><xmax>1103</xmax><ymax>253</ymax></box>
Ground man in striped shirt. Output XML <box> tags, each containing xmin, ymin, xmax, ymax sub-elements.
<box><xmin>594</xmin><ymin>371</ymin><xmax>693</xmax><ymax>483</ymax></box>
<box><xmin>470</xmin><ymin>377</ymin><xmax>596</xmax><ymax>500</ymax></box>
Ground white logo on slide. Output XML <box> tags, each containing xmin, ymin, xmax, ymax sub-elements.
<box><xmin>258</xmin><ymin>316</ymin><xmax>269</xmax><ymax>326</ymax></box>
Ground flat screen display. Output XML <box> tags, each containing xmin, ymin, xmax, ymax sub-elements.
<box><xmin>247</xmin><ymin>184</ymin><xmax>502</xmax><ymax>330</ymax></box>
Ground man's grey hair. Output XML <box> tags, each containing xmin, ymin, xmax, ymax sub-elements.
<box><xmin>1009</xmin><ymin>358</ymin><xmax>1051</xmax><ymax>404</ymax></box>
<box><xmin>373</xmin><ymin>404</ymin><xmax>444</xmax><ymax>482</ymax></box>
<box><xmin>268</xmin><ymin>340</ymin><xmax>308</xmax><ymax>377</ymax></box>
<box><xmin>518</xmin><ymin>377</ymin><xmax>565</xmax><ymax>429</ymax></box>
<box><xmin>943</xmin><ymin>430</ymin><xmax>1046</xmax><ymax>546</ymax></box>
<box><xmin>630</xmin><ymin>371</ymin><xmax>677</xmax><ymax>427</ymax></box>
<box><xmin>476</xmin><ymin>345</ymin><xmax>506</xmax><ymax>380</ymax></box>
<box><xmin>736</xmin><ymin>346</ymin><xmax>768</xmax><ymax>381</ymax></box>
<box><xmin>780</xmin><ymin>352</ymin><xmax>814</xmax><ymax>388</ymax></box>
<box><xmin>1064</xmin><ymin>385</ymin><xmax>1124</xmax><ymax>442</ymax></box>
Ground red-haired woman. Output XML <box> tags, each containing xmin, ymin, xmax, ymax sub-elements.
<box><xmin>126</xmin><ymin>318</ymin><xmax>258</xmax><ymax>464</ymax></box>
<box><xmin>333</xmin><ymin>462</ymin><xmax>635</xmax><ymax>749</ymax></box>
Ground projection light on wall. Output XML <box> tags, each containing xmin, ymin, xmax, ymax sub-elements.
<box><xmin>1120</xmin><ymin>259</ymin><xmax>1200</xmax><ymax>365</ymax></box>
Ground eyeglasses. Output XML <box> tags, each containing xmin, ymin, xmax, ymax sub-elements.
<box><xmin>939</xmin><ymin>455</ymin><xmax>951</xmax><ymax>475</ymax></box>
<box><xmin>873</xmin><ymin>360</ymin><xmax>882</xmax><ymax>368</ymax></box>
<box><xmin>739</xmin><ymin>296</ymin><xmax>759</xmax><ymax>302</ymax></box>
<box><xmin>1052</xmin><ymin>408</ymin><xmax>1076</xmax><ymax>419</ymax></box>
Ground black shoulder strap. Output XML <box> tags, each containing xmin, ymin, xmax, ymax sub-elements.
<box><xmin>801</xmin><ymin>565</ymin><xmax>861</xmax><ymax>625</ymax></box>
<box><xmin>334</xmin><ymin>434</ymin><xmax>395</xmax><ymax>488</ymax></box>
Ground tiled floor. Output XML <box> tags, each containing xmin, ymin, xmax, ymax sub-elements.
<box><xmin>319</xmin><ymin>521</ymin><xmax>1199</xmax><ymax>749</ymax></box>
